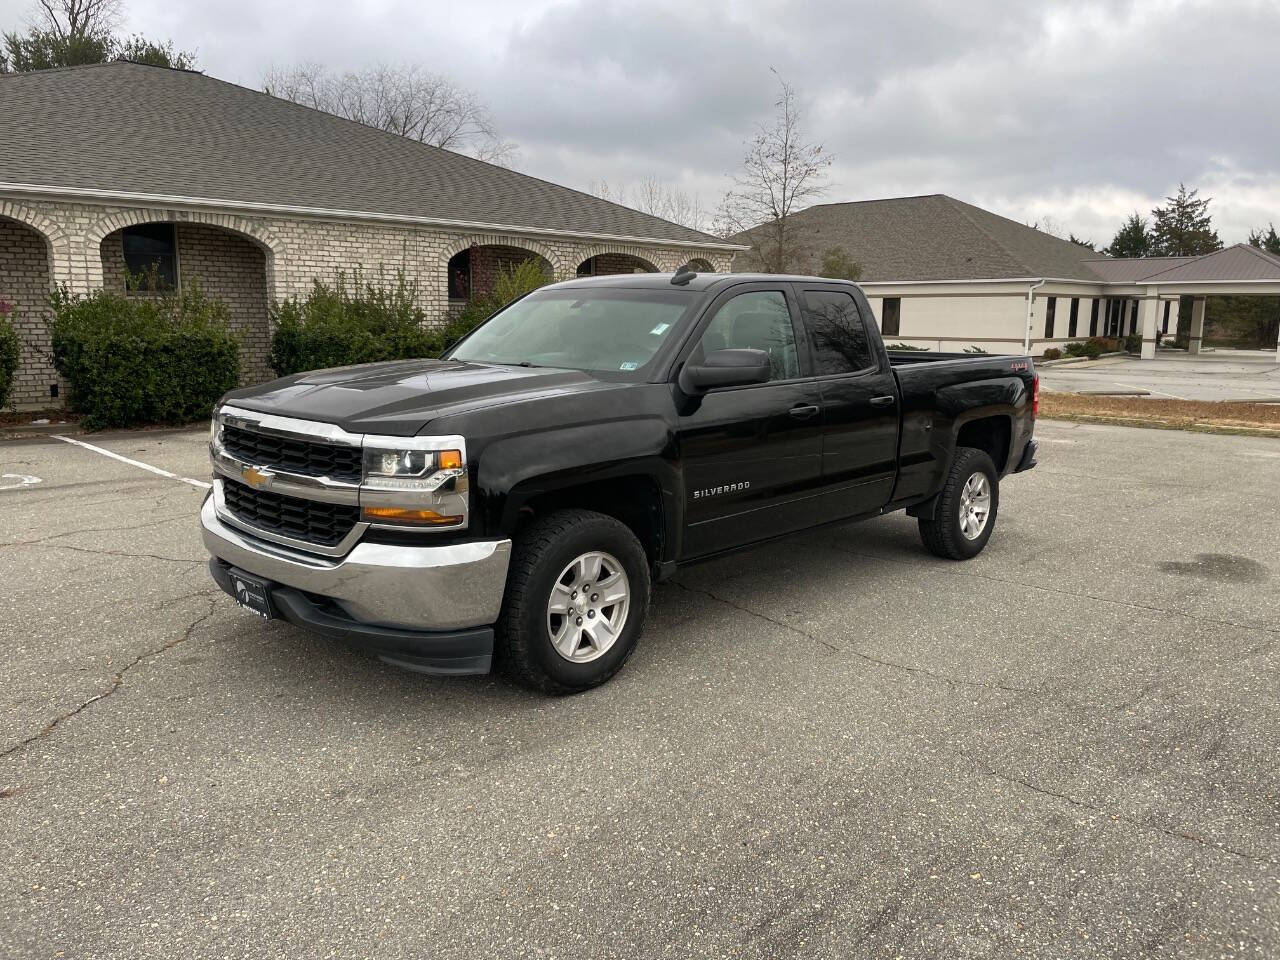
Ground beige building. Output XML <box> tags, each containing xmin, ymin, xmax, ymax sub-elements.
<box><xmin>0</xmin><ymin>62</ymin><xmax>739</xmax><ymax>409</ymax></box>
<box><xmin>733</xmin><ymin>195</ymin><xmax>1280</xmax><ymax>360</ymax></box>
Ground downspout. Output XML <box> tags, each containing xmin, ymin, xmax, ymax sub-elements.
<box><xmin>1024</xmin><ymin>279</ymin><xmax>1047</xmax><ymax>355</ymax></box>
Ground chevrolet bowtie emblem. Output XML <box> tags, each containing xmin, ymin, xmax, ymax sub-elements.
<box><xmin>241</xmin><ymin>466</ymin><xmax>273</xmax><ymax>489</ymax></box>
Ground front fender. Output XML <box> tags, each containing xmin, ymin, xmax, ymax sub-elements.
<box><xmin>474</xmin><ymin>417</ymin><xmax>680</xmax><ymax>546</ymax></box>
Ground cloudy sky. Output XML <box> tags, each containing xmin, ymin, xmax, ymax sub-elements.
<box><xmin>6</xmin><ymin>0</ymin><xmax>1278</xmax><ymax>243</ymax></box>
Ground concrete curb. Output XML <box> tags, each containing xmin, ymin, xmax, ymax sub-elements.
<box><xmin>1037</xmin><ymin>351</ymin><xmax>1128</xmax><ymax>368</ymax></box>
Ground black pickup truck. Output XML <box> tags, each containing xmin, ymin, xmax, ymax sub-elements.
<box><xmin>202</xmin><ymin>270</ymin><xmax>1038</xmax><ymax>692</ymax></box>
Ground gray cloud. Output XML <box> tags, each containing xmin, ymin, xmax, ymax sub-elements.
<box><xmin>6</xmin><ymin>0</ymin><xmax>1276</xmax><ymax>242</ymax></box>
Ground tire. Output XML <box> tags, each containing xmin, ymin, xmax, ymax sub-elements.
<box><xmin>918</xmin><ymin>447</ymin><xmax>1000</xmax><ymax>560</ymax></box>
<box><xmin>496</xmin><ymin>508</ymin><xmax>650</xmax><ymax>694</ymax></box>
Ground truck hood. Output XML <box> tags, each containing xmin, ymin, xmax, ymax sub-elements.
<box><xmin>221</xmin><ymin>359</ymin><xmax>609</xmax><ymax>435</ymax></box>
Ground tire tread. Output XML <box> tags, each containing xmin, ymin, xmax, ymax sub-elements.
<box><xmin>917</xmin><ymin>447</ymin><xmax>998</xmax><ymax>561</ymax></box>
<box><xmin>496</xmin><ymin>508</ymin><xmax>647</xmax><ymax>694</ymax></box>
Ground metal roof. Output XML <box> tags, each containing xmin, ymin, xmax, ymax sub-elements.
<box><xmin>1129</xmin><ymin>244</ymin><xmax>1280</xmax><ymax>282</ymax></box>
<box><xmin>1082</xmin><ymin>256</ymin><xmax>1198</xmax><ymax>283</ymax></box>
<box><xmin>0</xmin><ymin>61</ymin><xmax>731</xmax><ymax>248</ymax></box>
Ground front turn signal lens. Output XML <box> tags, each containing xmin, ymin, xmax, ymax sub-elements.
<box><xmin>361</xmin><ymin>506</ymin><xmax>463</xmax><ymax>526</ymax></box>
<box><xmin>438</xmin><ymin>449</ymin><xmax>463</xmax><ymax>471</ymax></box>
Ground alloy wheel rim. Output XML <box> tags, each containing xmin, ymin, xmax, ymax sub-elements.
<box><xmin>546</xmin><ymin>551</ymin><xmax>631</xmax><ymax>663</ymax></box>
<box><xmin>958</xmin><ymin>472</ymin><xmax>992</xmax><ymax>540</ymax></box>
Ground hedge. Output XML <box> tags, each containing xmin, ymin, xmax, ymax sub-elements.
<box><xmin>50</xmin><ymin>283</ymin><xmax>240</xmax><ymax>430</ymax></box>
<box><xmin>0</xmin><ymin>303</ymin><xmax>19</xmax><ymax>409</ymax></box>
<box><xmin>269</xmin><ymin>263</ymin><xmax>552</xmax><ymax>377</ymax></box>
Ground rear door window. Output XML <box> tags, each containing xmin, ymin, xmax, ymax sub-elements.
<box><xmin>800</xmin><ymin>290</ymin><xmax>875</xmax><ymax>375</ymax></box>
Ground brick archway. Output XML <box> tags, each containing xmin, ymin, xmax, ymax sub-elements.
<box><xmin>0</xmin><ymin>199</ymin><xmax>71</xmax><ymax>287</ymax></box>
<box><xmin>573</xmin><ymin>247</ymin><xmax>661</xmax><ymax>276</ymax></box>
<box><xmin>441</xmin><ymin>236</ymin><xmax>558</xmax><ymax>310</ymax></box>
<box><xmin>91</xmin><ymin>212</ymin><xmax>281</xmax><ymax>384</ymax></box>
<box><xmin>83</xmin><ymin>208</ymin><xmax>285</xmax><ymax>297</ymax></box>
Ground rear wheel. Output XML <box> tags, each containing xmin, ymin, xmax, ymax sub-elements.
<box><xmin>497</xmin><ymin>509</ymin><xmax>650</xmax><ymax>694</ymax></box>
<box><xmin>918</xmin><ymin>447</ymin><xmax>999</xmax><ymax>560</ymax></box>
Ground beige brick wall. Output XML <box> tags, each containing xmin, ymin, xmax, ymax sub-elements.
<box><xmin>0</xmin><ymin>217</ymin><xmax>57</xmax><ymax>407</ymax></box>
<box><xmin>0</xmin><ymin>195</ymin><xmax>736</xmax><ymax>408</ymax></box>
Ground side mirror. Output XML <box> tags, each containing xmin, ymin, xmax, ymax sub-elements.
<box><xmin>678</xmin><ymin>348</ymin><xmax>771</xmax><ymax>394</ymax></box>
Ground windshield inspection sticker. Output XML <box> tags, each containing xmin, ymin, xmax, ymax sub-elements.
<box><xmin>619</xmin><ymin>361</ymin><xmax>640</xmax><ymax>371</ymax></box>
<box><xmin>649</xmin><ymin>322</ymin><xmax>671</xmax><ymax>336</ymax></box>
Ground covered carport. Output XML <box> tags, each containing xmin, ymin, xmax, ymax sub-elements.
<box><xmin>1129</xmin><ymin>245</ymin><xmax>1280</xmax><ymax>361</ymax></box>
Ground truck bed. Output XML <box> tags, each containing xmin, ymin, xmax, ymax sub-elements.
<box><xmin>886</xmin><ymin>350</ymin><xmax>1036</xmax><ymax>506</ymax></box>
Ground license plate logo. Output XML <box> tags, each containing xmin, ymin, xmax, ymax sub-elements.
<box><xmin>231</xmin><ymin>573</ymin><xmax>274</xmax><ymax>619</ymax></box>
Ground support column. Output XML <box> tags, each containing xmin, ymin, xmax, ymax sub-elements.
<box><xmin>1138</xmin><ymin>292</ymin><xmax>1160</xmax><ymax>359</ymax></box>
<box><xmin>1188</xmin><ymin>297</ymin><xmax>1206</xmax><ymax>355</ymax></box>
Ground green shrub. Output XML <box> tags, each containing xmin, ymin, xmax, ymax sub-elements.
<box><xmin>269</xmin><ymin>260</ymin><xmax>553</xmax><ymax>378</ymax></box>
<box><xmin>1088</xmin><ymin>336</ymin><xmax>1119</xmax><ymax>354</ymax></box>
<box><xmin>269</xmin><ymin>271</ymin><xmax>442</xmax><ymax>377</ymax></box>
<box><xmin>0</xmin><ymin>302</ymin><xmax>19</xmax><ymax>409</ymax></box>
<box><xmin>1123</xmin><ymin>332</ymin><xmax>1142</xmax><ymax>353</ymax></box>
<box><xmin>962</xmin><ymin>345</ymin><xmax>989</xmax><ymax>355</ymax></box>
<box><xmin>885</xmin><ymin>342</ymin><xmax>928</xmax><ymax>351</ymax></box>
<box><xmin>50</xmin><ymin>282</ymin><xmax>240</xmax><ymax>430</ymax></box>
<box><xmin>1062</xmin><ymin>340</ymin><xmax>1105</xmax><ymax>359</ymax></box>
<box><xmin>1042</xmin><ymin>347</ymin><xmax>1063</xmax><ymax>361</ymax></box>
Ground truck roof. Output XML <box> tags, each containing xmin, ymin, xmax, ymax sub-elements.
<box><xmin>549</xmin><ymin>272</ymin><xmax>862</xmax><ymax>293</ymax></box>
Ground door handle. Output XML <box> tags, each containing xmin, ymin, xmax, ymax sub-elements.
<box><xmin>870</xmin><ymin>395</ymin><xmax>897</xmax><ymax>407</ymax></box>
<box><xmin>789</xmin><ymin>404</ymin><xmax>820</xmax><ymax>420</ymax></box>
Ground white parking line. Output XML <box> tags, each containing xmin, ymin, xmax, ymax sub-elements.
<box><xmin>0</xmin><ymin>473</ymin><xmax>42</xmax><ymax>491</ymax></box>
<box><xmin>51</xmin><ymin>435</ymin><xmax>212</xmax><ymax>489</ymax></box>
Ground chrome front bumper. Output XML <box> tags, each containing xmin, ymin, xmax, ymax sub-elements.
<box><xmin>200</xmin><ymin>495</ymin><xmax>511</xmax><ymax>632</ymax></box>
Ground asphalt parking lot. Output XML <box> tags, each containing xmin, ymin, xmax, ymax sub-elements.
<box><xmin>2</xmin><ymin>419</ymin><xmax>1278</xmax><ymax>959</ymax></box>
<box><xmin>1039</xmin><ymin>349</ymin><xmax>1280</xmax><ymax>402</ymax></box>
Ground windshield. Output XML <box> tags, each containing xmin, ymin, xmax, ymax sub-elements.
<box><xmin>446</xmin><ymin>287</ymin><xmax>695</xmax><ymax>378</ymax></box>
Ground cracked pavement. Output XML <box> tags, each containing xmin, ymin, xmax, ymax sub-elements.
<box><xmin>1</xmin><ymin>420</ymin><xmax>1278</xmax><ymax>958</ymax></box>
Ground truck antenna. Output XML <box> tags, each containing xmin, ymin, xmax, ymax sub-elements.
<box><xmin>670</xmin><ymin>264</ymin><xmax>697</xmax><ymax>286</ymax></box>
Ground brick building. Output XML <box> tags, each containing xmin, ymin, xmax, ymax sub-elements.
<box><xmin>0</xmin><ymin>62</ymin><xmax>738</xmax><ymax>409</ymax></box>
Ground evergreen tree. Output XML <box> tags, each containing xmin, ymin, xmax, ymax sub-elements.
<box><xmin>1148</xmin><ymin>184</ymin><xmax>1221</xmax><ymax>256</ymax></box>
<box><xmin>1</xmin><ymin>1</ymin><xmax>195</xmax><ymax>73</ymax></box>
<box><xmin>1248</xmin><ymin>224</ymin><xmax>1280</xmax><ymax>256</ymax></box>
<box><xmin>818</xmin><ymin>246</ymin><xmax>862</xmax><ymax>281</ymax></box>
<box><xmin>1104</xmin><ymin>213</ymin><xmax>1151</xmax><ymax>258</ymax></box>
<box><xmin>1068</xmin><ymin>233</ymin><xmax>1095</xmax><ymax>251</ymax></box>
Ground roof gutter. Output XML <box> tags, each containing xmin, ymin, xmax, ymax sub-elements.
<box><xmin>0</xmin><ymin>181</ymin><xmax>749</xmax><ymax>252</ymax></box>
<box><xmin>1024</xmin><ymin>279</ymin><xmax>1046</xmax><ymax>356</ymax></box>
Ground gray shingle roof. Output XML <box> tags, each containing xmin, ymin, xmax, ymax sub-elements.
<box><xmin>731</xmin><ymin>194</ymin><xmax>1106</xmax><ymax>281</ymax></box>
<box><xmin>0</xmin><ymin>61</ymin><xmax>729</xmax><ymax>247</ymax></box>
<box><xmin>731</xmin><ymin>195</ymin><xmax>1280</xmax><ymax>288</ymax></box>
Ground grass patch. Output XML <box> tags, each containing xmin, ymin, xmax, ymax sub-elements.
<box><xmin>1041</xmin><ymin>392</ymin><xmax>1280</xmax><ymax>437</ymax></box>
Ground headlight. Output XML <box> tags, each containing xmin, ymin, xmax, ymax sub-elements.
<box><xmin>359</xmin><ymin>441</ymin><xmax>468</xmax><ymax>528</ymax></box>
<box><xmin>209</xmin><ymin>406</ymin><xmax>223</xmax><ymax>448</ymax></box>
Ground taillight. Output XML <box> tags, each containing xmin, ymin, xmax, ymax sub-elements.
<box><xmin>1032</xmin><ymin>374</ymin><xmax>1040</xmax><ymax>419</ymax></box>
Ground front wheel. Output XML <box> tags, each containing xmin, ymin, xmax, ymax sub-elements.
<box><xmin>918</xmin><ymin>447</ymin><xmax>1000</xmax><ymax>560</ymax></box>
<box><xmin>496</xmin><ymin>509</ymin><xmax>650</xmax><ymax>694</ymax></box>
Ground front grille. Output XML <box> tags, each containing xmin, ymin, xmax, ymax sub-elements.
<box><xmin>222</xmin><ymin>424</ymin><xmax>362</xmax><ymax>483</ymax></box>
<box><xmin>223</xmin><ymin>480</ymin><xmax>360</xmax><ymax>547</ymax></box>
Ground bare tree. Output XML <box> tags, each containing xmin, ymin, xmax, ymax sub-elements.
<box><xmin>31</xmin><ymin>0</ymin><xmax>122</xmax><ymax>42</ymax></box>
<box><xmin>591</xmin><ymin>176</ymin><xmax>710</xmax><ymax>232</ymax></box>
<box><xmin>263</xmin><ymin>62</ymin><xmax>516</xmax><ymax>165</ymax></box>
<box><xmin>717</xmin><ymin>71</ymin><xmax>832</xmax><ymax>272</ymax></box>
